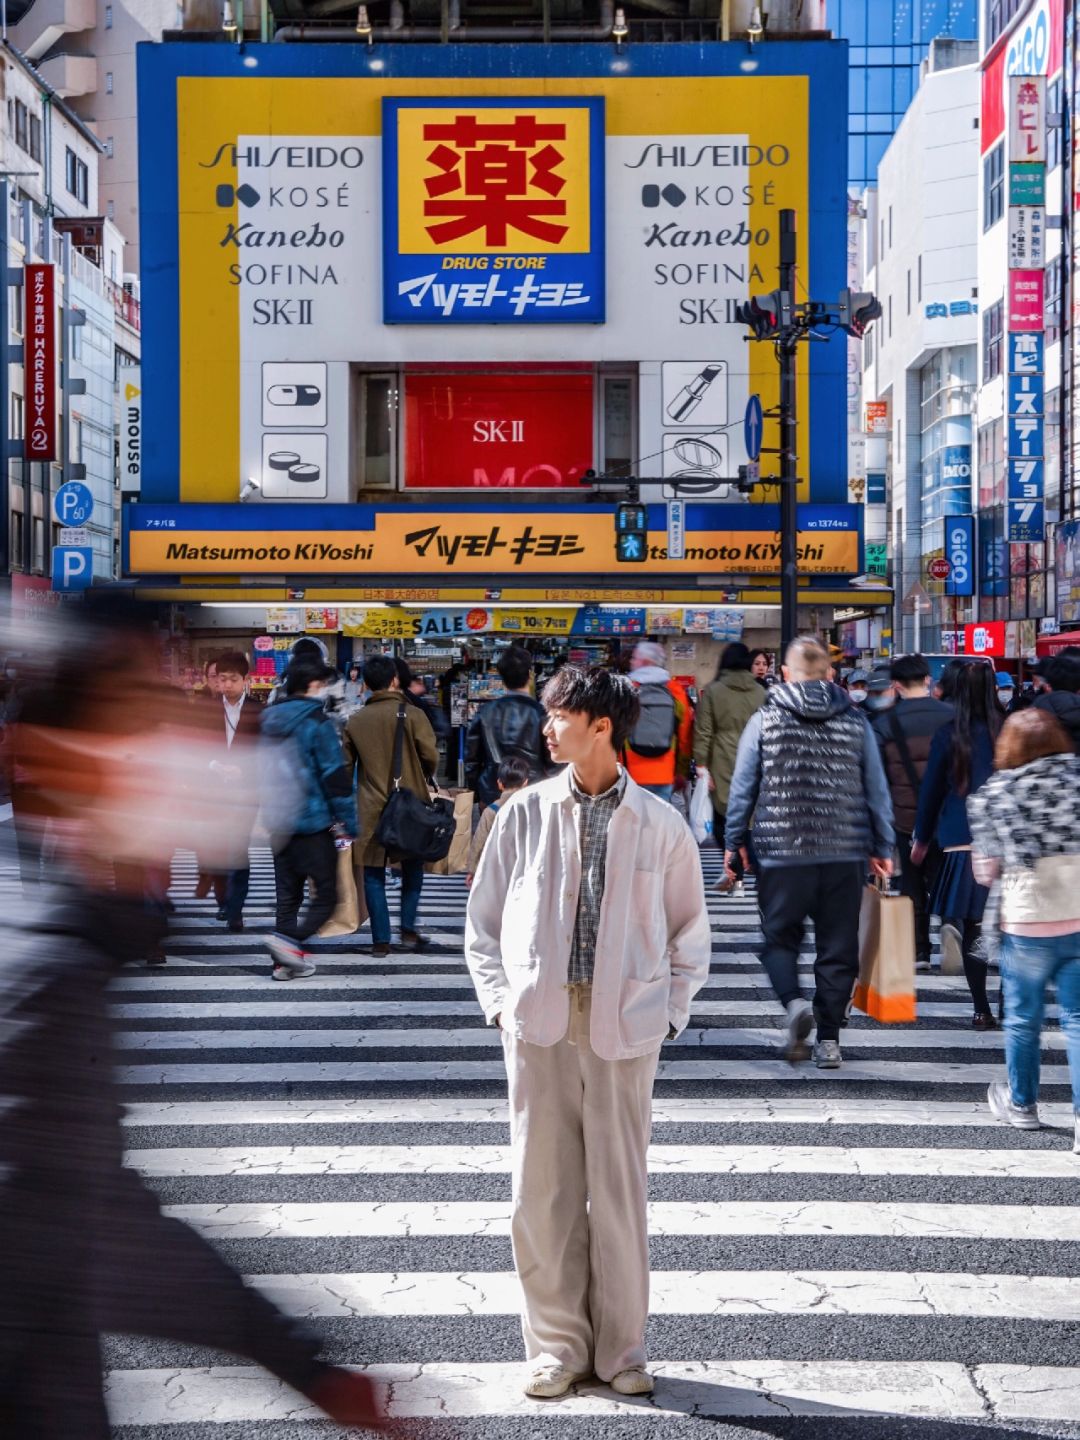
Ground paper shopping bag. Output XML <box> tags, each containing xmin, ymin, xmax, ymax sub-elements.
<box><xmin>318</xmin><ymin>846</ymin><xmax>369</xmax><ymax>937</ymax></box>
<box><xmin>853</xmin><ymin>882</ymin><xmax>917</xmax><ymax>1024</ymax></box>
<box><xmin>426</xmin><ymin>789</ymin><xmax>474</xmax><ymax>875</ymax></box>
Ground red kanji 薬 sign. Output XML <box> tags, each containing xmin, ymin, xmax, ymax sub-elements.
<box><xmin>422</xmin><ymin>113</ymin><xmax>569</xmax><ymax>248</ymax></box>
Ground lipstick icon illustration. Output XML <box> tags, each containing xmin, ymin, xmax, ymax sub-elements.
<box><xmin>666</xmin><ymin>364</ymin><xmax>723</xmax><ymax>423</ymax></box>
<box><xmin>267</xmin><ymin>384</ymin><xmax>322</xmax><ymax>408</ymax></box>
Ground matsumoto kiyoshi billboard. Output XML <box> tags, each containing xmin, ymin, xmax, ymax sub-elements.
<box><xmin>136</xmin><ymin>42</ymin><xmax>847</xmax><ymax>514</ymax></box>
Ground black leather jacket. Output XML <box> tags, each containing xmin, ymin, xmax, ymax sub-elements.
<box><xmin>465</xmin><ymin>692</ymin><xmax>553</xmax><ymax>805</ymax></box>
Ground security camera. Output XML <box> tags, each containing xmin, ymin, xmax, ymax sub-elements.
<box><xmin>239</xmin><ymin>476</ymin><xmax>261</xmax><ymax>502</ymax></box>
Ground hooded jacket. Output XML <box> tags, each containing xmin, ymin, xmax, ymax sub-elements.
<box><xmin>1034</xmin><ymin>689</ymin><xmax>1080</xmax><ymax>755</ymax></box>
<box><xmin>259</xmin><ymin>696</ymin><xmax>357</xmax><ymax>839</ymax></box>
<box><xmin>724</xmin><ymin>679</ymin><xmax>894</xmax><ymax>866</ymax></box>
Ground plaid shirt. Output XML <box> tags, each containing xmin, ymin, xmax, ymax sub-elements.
<box><xmin>567</xmin><ymin>768</ymin><xmax>628</xmax><ymax>986</ymax></box>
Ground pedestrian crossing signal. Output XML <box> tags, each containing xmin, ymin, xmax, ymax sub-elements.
<box><xmin>615</xmin><ymin>502</ymin><xmax>648</xmax><ymax>563</ymax></box>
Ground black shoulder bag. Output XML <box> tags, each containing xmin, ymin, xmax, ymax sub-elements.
<box><xmin>375</xmin><ymin>705</ymin><xmax>456</xmax><ymax>862</ymax></box>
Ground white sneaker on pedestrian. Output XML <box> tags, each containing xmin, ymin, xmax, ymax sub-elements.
<box><xmin>987</xmin><ymin>1081</ymin><xmax>1040</xmax><ymax>1130</ymax></box>
<box><xmin>940</xmin><ymin>922</ymin><xmax>964</xmax><ymax>975</ymax></box>
<box><xmin>784</xmin><ymin>998</ymin><xmax>814</xmax><ymax>1062</ymax></box>
<box><xmin>523</xmin><ymin>1364</ymin><xmax>591</xmax><ymax>1399</ymax></box>
<box><xmin>813</xmin><ymin>1039</ymin><xmax>842</xmax><ymax>1069</ymax></box>
<box><xmin>610</xmin><ymin>1368</ymin><xmax>654</xmax><ymax>1396</ymax></box>
<box><xmin>1074</xmin><ymin>1113</ymin><xmax>1080</xmax><ymax>1155</ymax></box>
<box><xmin>268</xmin><ymin>934</ymin><xmax>316</xmax><ymax>981</ymax></box>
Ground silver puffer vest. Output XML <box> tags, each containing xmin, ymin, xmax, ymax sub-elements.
<box><xmin>754</xmin><ymin>680</ymin><xmax>872</xmax><ymax>862</ymax></box>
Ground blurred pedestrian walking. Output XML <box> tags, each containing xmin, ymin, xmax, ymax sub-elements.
<box><xmin>203</xmin><ymin>649</ymin><xmax>261</xmax><ymax>932</ymax></box>
<box><xmin>872</xmin><ymin>654</ymin><xmax>953</xmax><ymax>973</ymax></box>
<box><xmin>623</xmin><ymin>641</ymin><xmax>694</xmax><ymax>804</ymax></box>
<box><xmin>724</xmin><ymin>636</ymin><xmax>895</xmax><ymax>1068</ymax></box>
<box><xmin>465</xmin><ymin>665</ymin><xmax>709</xmax><ymax>1400</ymax></box>
<box><xmin>969</xmin><ymin>708</ymin><xmax>1080</xmax><ymax>1146</ymax></box>
<box><xmin>466</xmin><ymin>754</ymin><xmax>530</xmax><ymax>884</ymax></box>
<box><xmin>1032</xmin><ymin>654</ymin><xmax>1080</xmax><ymax>753</ymax></box>
<box><xmin>912</xmin><ymin>662</ymin><xmax>1002</xmax><ymax>1028</ymax></box>
<box><xmin>260</xmin><ymin>656</ymin><xmax>358</xmax><ymax>981</ymax></box>
<box><xmin>345</xmin><ymin>654</ymin><xmax>439</xmax><ymax>958</ymax></box>
<box><xmin>692</xmin><ymin>642</ymin><xmax>765</xmax><ymax>886</ymax></box>
<box><xmin>0</xmin><ymin>602</ymin><xmax>388</xmax><ymax>1438</ymax></box>
<box><xmin>465</xmin><ymin>645</ymin><xmax>552</xmax><ymax>805</ymax></box>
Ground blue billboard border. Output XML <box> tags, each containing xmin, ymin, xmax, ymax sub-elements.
<box><xmin>136</xmin><ymin>39</ymin><xmax>848</xmax><ymax>506</ymax></box>
<box><xmin>380</xmin><ymin>94</ymin><xmax>606</xmax><ymax>326</ymax></box>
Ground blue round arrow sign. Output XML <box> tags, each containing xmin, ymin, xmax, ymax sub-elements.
<box><xmin>744</xmin><ymin>394</ymin><xmax>764</xmax><ymax>462</ymax></box>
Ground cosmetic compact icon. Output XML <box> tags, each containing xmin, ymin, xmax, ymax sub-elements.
<box><xmin>267</xmin><ymin>384</ymin><xmax>322</xmax><ymax>409</ymax></box>
<box><xmin>666</xmin><ymin>365</ymin><xmax>724</xmax><ymax>423</ymax></box>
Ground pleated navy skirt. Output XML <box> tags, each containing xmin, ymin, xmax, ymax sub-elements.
<box><xmin>929</xmin><ymin>849</ymin><xmax>989</xmax><ymax>923</ymax></box>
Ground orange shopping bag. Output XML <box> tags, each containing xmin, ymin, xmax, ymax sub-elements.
<box><xmin>853</xmin><ymin>879</ymin><xmax>917</xmax><ymax>1024</ymax></box>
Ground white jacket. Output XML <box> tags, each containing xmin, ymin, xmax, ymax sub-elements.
<box><xmin>464</xmin><ymin>768</ymin><xmax>711</xmax><ymax>1061</ymax></box>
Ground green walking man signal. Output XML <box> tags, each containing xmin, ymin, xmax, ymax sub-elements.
<box><xmin>615</xmin><ymin>501</ymin><xmax>649</xmax><ymax>563</ymax></box>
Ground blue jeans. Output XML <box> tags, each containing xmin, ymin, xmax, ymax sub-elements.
<box><xmin>1000</xmin><ymin>930</ymin><xmax>1080</xmax><ymax>1110</ymax></box>
<box><xmin>364</xmin><ymin>859</ymin><xmax>424</xmax><ymax>945</ymax></box>
<box><xmin>641</xmin><ymin>783</ymin><xmax>675</xmax><ymax>803</ymax></box>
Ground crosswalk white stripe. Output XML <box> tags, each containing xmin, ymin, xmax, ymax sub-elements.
<box><xmin>120</xmin><ymin>1095</ymin><xmax>1078</xmax><ymax>1128</ymax></box>
<box><xmin>111</xmin><ymin>998</ymin><xmax>1002</xmax><ymax>1021</ymax></box>
<box><xmin>111</xmin><ymin>970</ymin><xmax>995</xmax><ymax>993</ymax></box>
<box><xmin>247</xmin><ymin>1268</ymin><xmax>1080</xmax><ymax>1321</ymax></box>
<box><xmin>162</xmin><ymin>1198</ymin><xmax>1080</xmax><ymax>1241</ymax></box>
<box><xmin>115</xmin><ymin>1057</ymin><xmax>1041</xmax><ymax>1086</ymax></box>
<box><xmin>102</xmin><ymin>1360</ymin><xmax>1080</xmax><ymax>1425</ymax></box>
<box><xmin>110</xmin><ymin>1025</ymin><xmax>1030</xmax><ymax>1052</ymax></box>
<box><xmin>128</xmin><ymin>1143</ymin><xmax>1080</xmax><ymax>1179</ymax></box>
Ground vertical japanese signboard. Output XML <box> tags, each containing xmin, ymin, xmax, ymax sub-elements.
<box><xmin>25</xmin><ymin>262</ymin><xmax>57</xmax><ymax>462</ymax></box>
<box><xmin>1006</xmin><ymin>77</ymin><xmax>1046</xmax><ymax>543</ymax></box>
<box><xmin>382</xmin><ymin>97</ymin><xmax>605</xmax><ymax>324</ymax></box>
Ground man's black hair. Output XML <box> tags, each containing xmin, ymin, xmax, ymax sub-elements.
<box><xmin>542</xmin><ymin>665</ymin><xmax>640</xmax><ymax>753</ymax></box>
<box><xmin>496</xmin><ymin>646</ymin><xmax>532</xmax><ymax>692</ymax></box>
<box><xmin>363</xmin><ymin>654</ymin><xmax>398</xmax><ymax>692</ymax></box>
<box><xmin>890</xmin><ymin>653</ymin><xmax>930</xmax><ymax>685</ymax></box>
<box><xmin>291</xmin><ymin>637</ymin><xmax>323</xmax><ymax>660</ymax></box>
<box><xmin>718</xmin><ymin>642</ymin><xmax>752</xmax><ymax>675</ymax></box>
<box><xmin>215</xmin><ymin>649</ymin><xmax>249</xmax><ymax>679</ymax></box>
<box><xmin>497</xmin><ymin>756</ymin><xmax>531</xmax><ymax>790</ymax></box>
<box><xmin>285</xmin><ymin>656</ymin><xmax>334</xmax><ymax>697</ymax></box>
<box><xmin>1046</xmin><ymin>655</ymin><xmax>1080</xmax><ymax>694</ymax></box>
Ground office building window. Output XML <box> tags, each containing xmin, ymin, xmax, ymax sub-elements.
<box><xmin>984</xmin><ymin>144</ymin><xmax>1004</xmax><ymax>230</ymax></box>
<box><xmin>982</xmin><ymin>300</ymin><xmax>1003</xmax><ymax>381</ymax></box>
<box><xmin>13</xmin><ymin>99</ymin><xmax>27</xmax><ymax>152</ymax></box>
<box><xmin>28</xmin><ymin>114</ymin><xmax>41</xmax><ymax>163</ymax></box>
<box><xmin>105</xmin><ymin>137</ymin><xmax>114</xmax><ymax>158</ymax></box>
<box><xmin>65</xmin><ymin>148</ymin><xmax>88</xmax><ymax>204</ymax></box>
<box><xmin>106</xmin><ymin>199</ymin><xmax>115</xmax><ymax>219</ymax></box>
<box><xmin>11</xmin><ymin>393</ymin><xmax>23</xmax><ymax>440</ymax></box>
<box><xmin>1047</xmin><ymin>77</ymin><xmax>1063</xmax><ymax>171</ymax></box>
<box><xmin>1046</xmin><ymin>256</ymin><xmax>1063</xmax><ymax>347</ymax></box>
<box><xmin>987</xmin><ymin>0</ymin><xmax>1026</xmax><ymax>46</ymax></box>
<box><xmin>105</xmin><ymin>71</ymin><xmax>113</xmax><ymax>94</ymax></box>
<box><xmin>105</xmin><ymin>3</ymin><xmax>112</xmax><ymax>23</ymax></box>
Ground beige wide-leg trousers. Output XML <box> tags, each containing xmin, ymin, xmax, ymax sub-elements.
<box><xmin>500</xmin><ymin>986</ymin><xmax>660</xmax><ymax>1381</ymax></box>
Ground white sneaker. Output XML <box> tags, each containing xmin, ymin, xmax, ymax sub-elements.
<box><xmin>610</xmin><ymin>1368</ymin><xmax>654</xmax><ymax>1396</ymax></box>
<box><xmin>940</xmin><ymin>922</ymin><xmax>964</xmax><ymax>975</ymax></box>
<box><xmin>523</xmin><ymin>1364</ymin><xmax>591</xmax><ymax>1399</ymax></box>
<box><xmin>268</xmin><ymin>934</ymin><xmax>316</xmax><ymax>981</ymax></box>
<box><xmin>784</xmin><ymin>998</ymin><xmax>814</xmax><ymax>1062</ymax></box>
<box><xmin>1074</xmin><ymin>1112</ymin><xmax>1080</xmax><ymax>1155</ymax></box>
<box><xmin>813</xmin><ymin>1039</ymin><xmax>843</xmax><ymax>1069</ymax></box>
<box><xmin>987</xmin><ymin>1081</ymin><xmax>1040</xmax><ymax>1130</ymax></box>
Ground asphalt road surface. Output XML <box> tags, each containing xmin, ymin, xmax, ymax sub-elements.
<box><xmin>5</xmin><ymin>824</ymin><xmax>1080</xmax><ymax>1440</ymax></box>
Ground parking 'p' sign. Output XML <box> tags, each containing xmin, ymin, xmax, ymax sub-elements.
<box><xmin>53</xmin><ymin>481</ymin><xmax>93</xmax><ymax>527</ymax></box>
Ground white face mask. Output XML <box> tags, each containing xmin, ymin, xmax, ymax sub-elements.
<box><xmin>848</xmin><ymin>688</ymin><xmax>867</xmax><ymax>704</ymax></box>
<box><xmin>999</xmin><ymin>689</ymin><xmax>1014</xmax><ymax>706</ymax></box>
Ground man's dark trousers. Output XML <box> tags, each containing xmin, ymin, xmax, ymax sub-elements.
<box><xmin>273</xmin><ymin>830</ymin><xmax>339</xmax><ymax>945</ymax></box>
<box><xmin>896</xmin><ymin>830</ymin><xmax>937</xmax><ymax>968</ymax></box>
<box><xmin>756</xmin><ymin>862</ymin><xmax>865</xmax><ymax>1042</ymax></box>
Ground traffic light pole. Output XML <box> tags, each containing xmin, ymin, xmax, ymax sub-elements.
<box><xmin>778</xmin><ymin>210</ymin><xmax>799</xmax><ymax>652</ymax></box>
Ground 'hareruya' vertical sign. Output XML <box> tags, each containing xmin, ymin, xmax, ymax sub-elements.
<box><xmin>25</xmin><ymin>263</ymin><xmax>56</xmax><ymax>461</ymax></box>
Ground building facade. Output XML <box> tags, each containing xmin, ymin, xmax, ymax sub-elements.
<box><xmin>860</xmin><ymin>42</ymin><xmax>981</xmax><ymax>654</ymax></box>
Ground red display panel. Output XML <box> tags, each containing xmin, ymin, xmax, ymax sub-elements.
<box><xmin>25</xmin><ymin>263</ymin><xmax>57</xmax><ymax>462</ymax></box>
<box><xmin>404</xmin><ymin>371</ymin><xmax>594</xmax><ymax>488</ymax></box>
<box><xmin>964</xmin><ymin>621</ymin><xmax>1007</xmax><ymax>658</ymax></box>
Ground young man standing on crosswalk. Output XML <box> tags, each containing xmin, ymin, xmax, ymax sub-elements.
<box><xmin>465</xmin><ymin>665</ymin><xmax>711</xmax><ymax>1401</ymax></box>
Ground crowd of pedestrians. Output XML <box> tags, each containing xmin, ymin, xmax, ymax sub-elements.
<box><xmin>7</xmin><ymin>598</ymin><xmax>1080</xmax><ymax>1427</ymax></box>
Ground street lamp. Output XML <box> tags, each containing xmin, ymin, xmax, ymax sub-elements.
<box><xmin>355</xmin><ymin>4</ymin><xmax>373</xmax><ymax>42</ymax></box>
<box><xmin>612</xmin><ymin>7</ymin><xmax>629</xmax><ymax>47</ymax></box>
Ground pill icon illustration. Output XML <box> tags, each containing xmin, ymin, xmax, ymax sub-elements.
<box><xmin>267</xmin><ymin>450</ymin><xmax>301</xmax><ymax>471</ymax></box>
<box><xmin>267</xmin><ymin>384</ymin><xmax>322</xmax><ymax>408</ymax></box>
<box><xmin>287</xmin><ymin>462</ymin><xmax>322</xmax><ymax>484</ymax></box>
